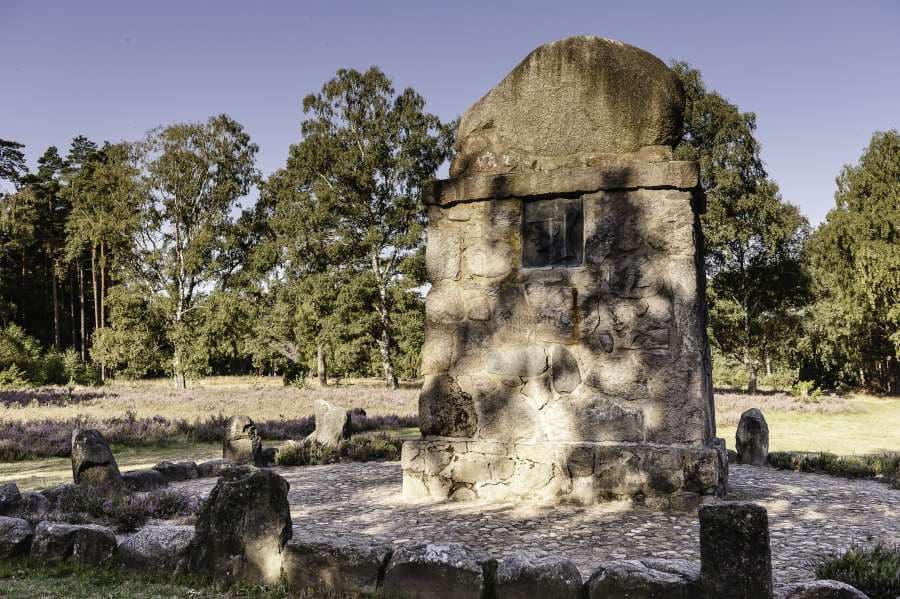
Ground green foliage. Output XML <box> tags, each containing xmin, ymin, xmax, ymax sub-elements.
<box><xmin>760</xmin><ymin>368</ymin><xmax>800</xmax><ymax>393</ymax></box>
<box><xmin>805</xmin><ymin>130</ymin><xmax>900</xmax><ymax>393</ymax></box>
<box><xmin>814</xmin><ymin>542</ymin><xmax>900</xmax><ymax>599</ymax></box>
<box><xmin>673</xmin><ymin>63</ymin><xmax>810</xmax><ymax>394</ymax></box>
<box><xmin>768</xmin><ymin>451</ymin><xmax>900</xmax><ymax>482</ymax></box>
<box><xmin>275</xmin><ymin>434</ymin><xmax>402</xmax><ymax>466</ymax></box>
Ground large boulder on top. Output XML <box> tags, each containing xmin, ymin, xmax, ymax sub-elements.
<box><xmin>187</xmin><ymin>468</ymin><xmax>291</xmax><ymax>585</ymax></box>
<box><xmin>71</xmin><ymin>429</ymin><xmax>121</xmax><ymax>486</ymax></box>
<box><xmin>450</xmin><ymin>36</ymin><xmax>685</xmax><ymax>177</ymax></box>
<box><xmin>223</xmin><ymin>415</ymin><xmax>264</xmax><ymax>466</ymax></box>
<box><xmin>306</xmin><ymin>399</ymin><xmax>352</xmax><ymax>446</ymax></box>
<box><xmin>736</xmin><ymin>408</ymin><xmax>770</xmax><ymax>465</ymax></box>
<box><xmin>31</xmin><ymin>521</ymin><xmax>116</xmax><ymax>565</ymax></box>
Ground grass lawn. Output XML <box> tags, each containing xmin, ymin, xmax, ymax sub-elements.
<box><xmin>717</xmin><ymin>394</ymin><xmax>900</xmax><ymax>454</ymax></box>
<box><xmin>0</xmin><ymin>442</ymin><xmax>221</xmax><ymax>491</ymax></box>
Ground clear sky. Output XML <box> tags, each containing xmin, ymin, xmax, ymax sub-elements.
<box><xmin>2</xmin><ymin>0</ymin><xmax>898</xmax><ymax>224</ymax></box>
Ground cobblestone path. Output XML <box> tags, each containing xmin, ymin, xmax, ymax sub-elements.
<box><xmin>174</xmin><ymin>462</ymin><xmax>900</xmax><ymax>585</ymax></box>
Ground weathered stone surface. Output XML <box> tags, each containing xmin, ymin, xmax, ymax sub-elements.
<box><xmin>700</xmin><ymin>502</ymin><xmax>773</xmax><ymax>599</ymax></box>
<box><xmin>122</xmin><ymin>469</ymin><xmax>168</xmax><ymax>492</ymax></box>
<box><xmin>736</xmin><ymin>408</ymin><xmax>770</xmax><ymax>466</ymax></box>
<box><xmin>153</xmin><ymin>460</ymin><xmax>199</xmax><ymax>482</ymax></box>
<box><xmin>117</xmin><ymin>525</ymin><xmax>194</xmax><ymax>572</ymax></box>
<box><xmin>71</xmin><ymin>428</ymin><xmax>121</xmax><ymax>486</ymax></box>
<box><xmin>196</xmin><ymin>458</ymin><xmax>235</xmax><ymax>478</ymax></box>
<box><xmin>0</xmin><ymin>516</ymin><xmax>32</xmax><ymax>558</ymax></box>
<box><xmin>307</xmin><ymin>399</ymin><xmax>352</xmax><ymax>446</ymax></box>
<box><xmin>187</xmin><ymin>468</ymin><xmax>291</xmax><ymax>584</ymax></box>
<box><xmin>586</xmin><ymin>558</ymin><xmax>701</xmax><ymax>598</ymax></box>
<box><xmin>0</xmin><ymin>482</ymin><xmax>21</xmax><ymax>514</ymax></box>
<box><xmin>17</xmin><ymin>491</ymin><xmax>51</xmax><ymax>518</ymax></box>
<box><xmin>419</xmin><ymin>374</ymin><xmax>477</xmax><ymax>437</ymax></box>
<box><xmin>486</xmin><ymin>346</ymin><xmax>547</xmax><ymax>377</ymax></box>
<box><xmin>426</xmin><ymin>222</ymin><xmax>462</xmax><ymax>281</ymax></box>
<box><xmin>31</xmin><ymin>521</ymin><xmax>116</xmax><ymax>565</ymax></box>
<box><xmin>775</xmin><ymin>580</ymin><xmax>869</xmax><ymax>599</ymax></box>
<box><xmin>382</xmin><ymin>542</ymin><xmax>492</xmax><ymax>599</ymax></box>
<box><xmin>282</xmin><ymin>532</ymin><xmax>393</xmax><ymax>594</ymax></box>
<box><xmin>451</xmin><ymin>36</ymin><xmax>684</xmax><ymax>178</ymax></box>
<box><xmin>549</xmin><ymin>345</ymin><xmax>581</xmax><ymax>393</ymax></box>
<box><xmin>223</xmin><ymin>415</ymin><xmax>263</xmax><ymax>466</ymax></box>
<box><xmin>495</xmin><ymin>550</ymin><xmax>582</xmax><ymax>599</ymax></box>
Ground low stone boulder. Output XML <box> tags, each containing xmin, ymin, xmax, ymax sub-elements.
<box><xmin>306</xmin><ymin>399</ymin><xmax>352</xmax><ymax>446</ymax></box>
<box><xmin>71</xmin><ymin>429</ymin><xmax>122</xmax><ymax>486</ymax></box>
<box><xmin>282</xmin><ymin>532</ymin><xmax>393</xmax><ymax>594</ymax></box>
<box><xmin>187</xmin><ymin>468</ymin><xmax>291</xmax><ymax>585</ymax></box>
<box><xmin>0</xmin><ymin>516</ymin><xmax>32</xmax><ymax>558</ymax></box>
<box><xmin>39</xmin><ymin>484</ymin><xmax>75</xmax><ymax>509</ymax></box>
<box><xmin>153</xmin><ymin>460</ymin><xmax>199</xmax><ymax>482</ymax></box>
<box><xmin>0</xmin><ymin>482</ymin><xmax>21</xmax><ymax>514</ymax></box>
<box><xmin>197</xmin><ymin>458</ymin><xmax>235</xmax><ymax>478</ymax></box>
<box><xmin>122</xmin><ymin>469</ymin><xmax>168</xmax><ymax>492</ymax></box>
<box><xmin>223</xmin><ymin>415</ymin><xmax>264</xmax><ymax>466</ymax></box>
<box><xmin>699</xmin><ymin>502</ymin><xmax>772</xmax><ymax>599</ymax></box>
<box><xmin>16</xmin><ymin>491</ymin><xmax>51</xmax><ymax>519</ymax></box>
<box><xmin>382</xmin><ymin>542</ymin><xmax>493</xmax><ymax>599</ymax></box>
<box><xmin>586</xmin><ymin>559</ymin><xmax>701</xmax><ymax>598</ymax></box>
<box><xmin>495</xmin><ymin>550</ymin><xmax>582</xmax><ymax>599</ymax></box>
<box><xmin>31</xmin><ymin>521</ymin><xmax>117</xmax><ymax>565</ymax></box>
<box><xmin>117</xmin><ymin>525</ymin><xmax>195</xmax><ymax>572</ymax></box>
<box><xmin>736</xmin><ymin>408</ymin><xmax>769</xmax><ymax>465</ymax></box>
<box><xmin>776</xmin><ymin>580</ymin><xmax>869</xmax><ymax>598</ymax></box>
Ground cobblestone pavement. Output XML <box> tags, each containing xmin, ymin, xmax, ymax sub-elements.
<box><xmin>174</xmin><ymin>462</ymin><xmax>900</xmax><ymax>585</ymax></box>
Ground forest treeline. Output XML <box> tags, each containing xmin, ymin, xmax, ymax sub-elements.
<box><xmin>0</xmin><ymin>65</ymin><xmax>897</xmax><ymax>393</ymax></box>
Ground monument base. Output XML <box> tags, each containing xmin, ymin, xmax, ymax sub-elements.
<box><xmin>402</xmin><ymin>438</ymin><xmax>727</xmax><ymax>508</ymax></box>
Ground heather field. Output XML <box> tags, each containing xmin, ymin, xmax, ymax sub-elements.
<box><xmin>1</xmin><ymin>377</ymin><xmax>898</xmax><ymax>490</ymax></box>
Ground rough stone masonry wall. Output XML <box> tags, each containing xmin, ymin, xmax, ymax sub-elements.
<box><xmin>404</xmin><ymin>158</ymin><xmax>726</xmax><ymax>506</ymax></box>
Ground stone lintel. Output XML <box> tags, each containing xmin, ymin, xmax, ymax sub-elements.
<box><xmin>424</xmin><ymin>161</ymin><xmax>700</xmax><ymax>207</ymax></box>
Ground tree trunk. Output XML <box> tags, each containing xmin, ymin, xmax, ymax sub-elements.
<box><xmin>765</xmin><ymin>354</ymin><xmax>772</xmax><ymax>377</ymax></box>
<box><xmin>91</xmin><ymin>246</ymin><xmax>99</xmax><ymax>332</ymax></box>
<box><xmin>69</xmin><ymin>270</ymin><xmax>76</xmax><ymax>349</ymax></box>
<box><xmin>747</xmin><ymin>363</ymin><xmax>758</xmax><ymax>395</ymax></box>
<box><xmin>317</xmin><ymin>342</ymin><xmax>328</xmax><ymax>387</ymax></box>
<box><xmin>51</xmin><ymin>260</ymin><xmax>60</xmax><ymax>348</ymax></box>
<box><xmin>99</xmin><ymin>242</ymin><xmax>107</xmax><ymax>382</ymax></box>
<box><xmin>78</xmin><ymin>257</ymin><xmax>86</xmax><ymax>361</ymax></box>
<box><xmin>172</xmin><ymin>346</ymin><xmax>187</xmax><ymax>389</ymax></box>
<box><xmin>377</xmin><ymin>327</ymin><xmax>398</xmax><ymax>389</ymax></box>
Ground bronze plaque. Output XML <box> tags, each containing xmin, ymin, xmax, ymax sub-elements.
<box><xmin>522</xmin><ymin>197</ymin><xmax>583</xmax><ymax>267</ymax></box>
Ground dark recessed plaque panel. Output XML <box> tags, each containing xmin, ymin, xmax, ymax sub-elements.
<box><xmin>522</xmin><ymin>197</ymin><xmax>584</xmax><ymax>267</ymax></box>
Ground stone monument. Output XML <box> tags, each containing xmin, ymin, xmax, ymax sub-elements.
<box><xmin>402</xmin><ymin>36</ymin><xmax>727</xmax><ymax>506</ymax></box>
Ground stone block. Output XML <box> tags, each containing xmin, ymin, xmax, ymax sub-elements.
<box><xmin>586</xmin><ymin>558</ymin><xmax>701</xmax><ymax>598</ymax></box>
<box><xmin>31</xmin><ymin>521</ymin><xmax>116</xmax><ymax>565</ymax></box>
<box><xmin>307</xmin><ymin>399</ymin><xmax>352</xmax><ymax>446</ymax></box>
<box><xmin>549</xmin><ymin>345</ymin><xmax>581</xmax><ymax>393</ymax></box>
<box><xmin>495</xmin><ymin>550</ymin><xmax>582</xmax><ymax>599</ymax></box>
<box><xmin>486</xmin><ymin>346</ymin><xmax>547</xmax><ymax>377</ymax></box>
<box><xmin>223</xmin><ymin>415</ymin><xmax>264</xmax><ymax>466</ymax></box>
<box><xmin>122</xmin><ymin>469</ymin><xmax>168</xmax><ymax>492</ymax></box>
<box><xmin>382</xmin><ymin>542</ymin><xmax>493</xmax><ymax>599</ymax></box>
<box><xmin>71</xmin><ymin>429</ymin><xmax>121</xmax><ymax>486</ymax></box>
<box><xmin>117</xmin><ymin>525</ymin><xmax>194</xmax><ymax>571</ymax></box>
<box><xmin>419</xmin><ymin>375</ymin><xmax>478</xmax><ymax>437</ymax></box>
<box><xmin>0</xmin><ymin>482</ymin><xmax>21</xmax><ymax>515</ymax></box>
<box><xmin>197</xmin><ymin>458</ymin><xmax>236</xmax><ymax>478</ymax></box>
<box><xmin>775</xmin><ymin>580</ymin><xmax>869</xmax><ymax>599</ymax></box>
<box><xmin>699</xmin><ymin>502</ymin><xmax>773</xmax><ymax>599</ymax></box>
<box><xmin>282</xmin><ymin>532</ymin><xmax>393</xmax><ymax>594</ymax></box>
<box><xmin>153</xmin><ymin>460</ymin><xmax>200</xmax><ymax>482</ymax></box>
<box><xmin>0</xmin><ymin>516</ymin><xmax>32</xmax><ymax>559</ymax></box>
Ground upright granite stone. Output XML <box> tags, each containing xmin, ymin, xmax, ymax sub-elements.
<box><xmin>736</xmin><ymin>408</ymin><xmax>770</xmax><ymax>465</ymax></box>
<box><xmin>187</xmin><ymin>468</ymin><xmax>291</xmax><ymax>585</ymax></box>
<box><xmin>306</xmin><ymin>399</ymin><xmax>352</xmax><ymax>446</ymax></box>
<box><xmin>699</xmin><ymin>502</ymin><xmax>773</xmax><ymax>599</ymax></box>
<box><xmin>71</xmin><ymin>429</ymin><xmax>122</xmax><ymax>486</ymax></box>
<box><xmin>223</xmin><ymin>415</ymin><xmax>264</xmax><ymax>466</ymax></box>
<box><xmin>403</xmin><ymin>36</ymin><xmax>726</xmax><ymax>506</ymax></box>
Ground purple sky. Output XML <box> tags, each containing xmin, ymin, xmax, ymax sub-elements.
<box><xmin>2</xmin><ymin>0</ymin><xmax>898</xmax><ymax>224</ymax></box>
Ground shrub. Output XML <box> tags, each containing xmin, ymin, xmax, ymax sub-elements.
<box><xmin>814</xmin><ymin>542</ymin><xmax>900</xmax><ymax>599</ymax></box>
<box><xmin>760</xmin><ymin>368</ymin><xmax>799</xmax><ymax>392</ymax></box>
<box><xmin>768</xmin><ymin>451</ymin><xmax>900</xmax><ymax>483</ymax></box>
<box><xmin>275</xmin><ymin>434</ymin><xmax>403</xmax><ymax>467</ymax></box>
<box><xmin>792</xmin><ymin>379</ymin><xmax>818</xmax><ymax>398</ymax></box>
<box><xmin>50</xmin><ymin>485</ymin><xmax>199</xmax><ymax>532</ymax></box>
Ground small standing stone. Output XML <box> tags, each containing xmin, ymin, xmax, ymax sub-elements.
<box><xmin>736</xmin><ymin>408</ymin><xmax>769</xmax><ymax>465</ymax></box>
<box><xmin>223</xmin><ymin>415</ymin><xmax>264</xmax><ymax>466</ymax></box>
<box><xmin>306</xmin><ymin>399</ymin><xmax>352</xmax><ymax>446</ymax></box>
<box><xmin>699</xmin><ymin>502</ymin><xmax>773</xmax><ymax>599</ymax></box>
<box><xmin>71</xmin><ymin>429</ymin><xmax>122</xmax><ymax>486</ymax></box>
